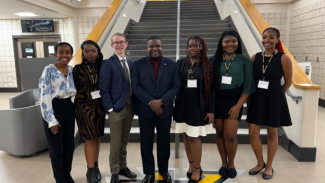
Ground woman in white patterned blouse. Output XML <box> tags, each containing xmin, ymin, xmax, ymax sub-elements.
<box><xmin>39</xmin><ymin>42</ymin><xmax>77</xmax><ymax>183</ymax></box>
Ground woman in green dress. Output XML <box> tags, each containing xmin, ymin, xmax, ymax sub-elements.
<box><xmin>210</xmin><ymin>30</ymin><xmax>255</xmax><ymax>178</ymax></box>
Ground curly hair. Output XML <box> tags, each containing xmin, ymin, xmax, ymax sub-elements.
<box><xmin>213</xmin><ymin>31</ymin><xmax>243</xmax><ymax>89</ymax></box>
<box><xmin>186</xmin><ymin>36</ymin><xmax>213</xmax><ymax>104</ymax></box>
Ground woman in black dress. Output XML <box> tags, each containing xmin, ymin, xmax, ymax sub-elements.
<box><xmin>173</xmin><ymin>36</ymin><xmax>214</xmax><ymax>183</ymax></box>
<box><xmin>246</xmin><ymin>27</ymin><xmax>292</xmax><ymax>179</ymax></box>
<box><xmin>73</xmin><ymin>40</ymin><xmax>105</xmax><ymax>183</ymax></box>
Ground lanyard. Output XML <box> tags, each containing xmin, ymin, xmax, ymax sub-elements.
<box><xmin>188</xmin><ymin>62</ymin><xmax>198</xmax><ymax>79</ymax></box>
<box><xmin>223</xmin><ymin>54</ymin><xmax>236</xmax><ymax>76</ymax></box>
<box><xmin>262</xmin><ymin>53</ymin><xmax>274</xmax><ymax>80</ymax></box>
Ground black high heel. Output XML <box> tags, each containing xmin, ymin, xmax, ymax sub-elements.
<box><xmin>188</xmin><ymin>166</ymin><xmax>202</xmax><ymax>183</ymax></box>
<box><xmin>186</xmin><ymin>161</ymin><xmax>194</xmax><ymax>178</ymax></box>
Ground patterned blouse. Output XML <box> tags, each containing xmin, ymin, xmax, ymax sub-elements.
<box><xmin>39</xmin><ymin>64</ymin><xmax>77</xmax><ymax>128</ymax></box>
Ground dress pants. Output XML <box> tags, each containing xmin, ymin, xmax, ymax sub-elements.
<box><xmin>139</xmin><ymin>116</ymin><xmax>172</xmax><ymax>175</ymax></box>
<box><xmin>43</xmin><ymin>98</ymin><xmax>75</xmax><ymax>183</ymax></box>
<box><xmin>109</xmin><ymin>103</ymin><xmax>134</xmax><ymax>174</ymax></box>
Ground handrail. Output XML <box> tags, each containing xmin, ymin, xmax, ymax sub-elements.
<box><xmin>286</xmin><ymin>91</ymin><xmax>303</xmax><ymax>104</ymax></box>
<box><xmin>69</xmin><ymin>0</ymin><xmax>123</xmax><ymax>66</ymax></box>
<box><xmin>99</xmin><ymin>0</ymin><xmax>130</xmax><ymax>50</ymax></box>
<box><xmin>175</xmin><ymin>0</ymin><xmax>181</xmax><ymax>159</ymax></box>
<box><xmin>233</xmin><ymin>0</ymin><xmax>263</xmax><ymax>51</ymax></box>
<box><xmin>239</xmin><ymin>0</ymin><xmax>322</xmax><ymax>91</ymax></box>
<box><xmin>176</xmin><ymin>0</ymin><xmax>180</xmax><ymax>61</ymax></box>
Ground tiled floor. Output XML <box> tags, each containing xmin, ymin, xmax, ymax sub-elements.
<box><xmin>0</xmin><ymin>93</ymin><xmax>325</xmax><ymax>183</ymax></box>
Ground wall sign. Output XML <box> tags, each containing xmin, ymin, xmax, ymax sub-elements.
<box><xmin>21</xmin><ymin>19</ymin><xmax>54</xmax><ymax>32</ymax></box>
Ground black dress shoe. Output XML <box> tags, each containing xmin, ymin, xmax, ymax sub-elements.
<box><xmin>87</xmin><ymin>167</ymin><xmax>100</xmax><ymax>183</ymax></box>
<box><xmin>95</xmin><ymin>161</ymin><xmax>101</xmax><ymax>181</ymax></box>
<box><xmin>142</xmin><ymin>174</ymin><xmax>155</xmax><ymax>183</ymax></box>
<box><xmin>119</xmin><ymin>167</ymin><xmax>137</xmax><ymax>178</ymax></box>
<box><xmin>249</xmin><ymin>163</ymin><xmax>266</xmax><ymax>175</ymax></box>
<box><xmin>218</xmin><ymin>166</ymin><xmax>228</xmax><ymax>178</ymax></box>
<box><xmin>160</xmin><ymin>172</ymin><xmax>172</xmax><ymax>183</ymax></box>
<box><xmin>110</xmin><ymin>174</ymin><xmax>120</xmax><ymax>183</ymax></box>
<box><xmin>228</xmin><ymin>168</ymin><xmax>237</xmax><ymax>178</ymax></box>
<box><xmin>263</xmin><ymin>168</ymin><xmax>274</xmax><ymax>179</ymax></box>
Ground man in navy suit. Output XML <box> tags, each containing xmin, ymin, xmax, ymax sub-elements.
<box><xmin>99</xmin><ymin>33</ymin><xmax>137</xmax><ymax>183</ymax></box>
<box><xmin>131</xmin><ymin>36</ymin><xmax>180</xmax><ymax>183</ymax></box>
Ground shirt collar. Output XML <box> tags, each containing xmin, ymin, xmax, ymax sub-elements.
<box><xmin>116</xmin><ymin>54</ymin><xmax>127</xmax><ymax>61</ymax></box>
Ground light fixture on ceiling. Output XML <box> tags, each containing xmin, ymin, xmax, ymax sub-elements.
<box><xmin>234</xmin><ymin>10</ymin><xmax>238</xmax><ymax>15</ymax></box>
<box><xmin>123</xmin><ymin>14</ymin><xmax>126</xmax><ymax>18</ymax></box>
<box><xmin>14</xmin><ymin>12</ymin><xmax>38</xmax><ymax>17</ymax></box>
<box><xmin>77</xmin><ymin>0</ymin><xmax>81</xmax><ymax>1</ymax></box>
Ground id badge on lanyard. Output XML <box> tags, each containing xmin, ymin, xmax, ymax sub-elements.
<box><xmin>258</xmin><ymin>80</ymin><xmax>269</xmax><ymax>89</ymax></box>
<box><xmin>221</xmin><ymin>76</ymin><xmax>232</xmax><ymax>85</ymax></box>
<box><xmin>187</xmin><ymin>79</ymin><xmax>197</xmax><ymax>88</ymax></box>
<box><xmin>91</xmin><ymin>90</ymin><xmax>101</xmax><ymax>99</ymax></box>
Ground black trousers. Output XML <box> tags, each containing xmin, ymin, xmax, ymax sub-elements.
<box><xmin>139</xmin><ymin>116</ymin><xmax>172</xmax><ymax>175</ymax></box>
<box><xmin>43</xmin><ymin>98</ymin><xmax>75</xmax><ymax>182</ymax></box>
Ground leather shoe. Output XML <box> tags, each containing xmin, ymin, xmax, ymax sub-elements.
<box><xmin>263</xmin><ymin>168</ymin><xmax>274</xmax><ymax>179</ymax></box>
<box><xmin>110</xmin><ymin>174</ymin><xmax>120</xmax><ymax>183</ymax></box>
<box><xmin>218</xmin><ymin>166</ymin><xmax>228</xmax><ymax>178</ymax></box>
<box><xmin>228</xmin><ymin>168</ymin><xmax>237</xmax><ymax>178</ymax></box>
<box><xmin>142</xmin><ymin>174</ymin><xmax>155</xmax><ymax>183</ymax></box>
<box><xmin>249</xmin><ymin>163</ymin><xmax>266</xmax><ymax>175</ymax></box>
<box><xmin>160</xmin><ymin>172</ymin><xmax>172</xmax><ymax>183</ymax></box>
<box><xmin>119</xmin><ymin>167</ymin><xmax>137</xmax><ymax>178</ymax></box>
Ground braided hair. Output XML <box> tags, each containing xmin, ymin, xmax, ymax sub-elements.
<box><xmin>213</xmin><ymin>31</ymin><xmax>243</xmax><ymax>89</ymax></box>
<box><xmin>186</xmin><ymin>36</ymin><xmax>213</xmax><ymax>104</ymax></box>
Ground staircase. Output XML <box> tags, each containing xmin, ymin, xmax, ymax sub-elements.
<box><xmin>102</xmin><ymin>0</ymin><xmax>267</xmax><ymax>144</ymax></box>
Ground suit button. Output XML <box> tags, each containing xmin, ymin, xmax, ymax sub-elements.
<box><xmin>156</xmin><ymin>89</ymin><xmax>158</xmax><ymax>91</ymax></box>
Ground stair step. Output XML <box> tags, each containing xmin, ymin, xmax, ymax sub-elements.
<box><xmin>132</xmin><ymin>19</ymin><xmax>228</xmax><ymax>25</ymax></box>
<box><xmin>127</xmin><ymin>38</ymin><xmax>220</xmax><ymax>44</ymax></box>
<box><xmin>128</xmin><ymin>28</ymin><xmax>230</xmax><ymax>34</ymax></box>
<box><xmin>127</xmin><ymin>43</ymin><xmax>219</xmax><ymax>50</ymax></box>
<box><xmin>129</xmin><ymin>23</ymin><xmax>231</xmax><ymax>30</ymax></box>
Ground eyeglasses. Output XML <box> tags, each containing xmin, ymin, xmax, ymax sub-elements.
<box><xmin>112</xmin><ymin>41</ymin><xmax>126</xmax><ymax>46</ymax></box>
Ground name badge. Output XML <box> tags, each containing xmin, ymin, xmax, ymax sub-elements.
<box><xmin>258</xmin><ymin>80</ymin><xmax>269</xmax><ymax>89</ymax></box>
<box><xmin>91</xmin><ymin>90</ymin><xmax>101</xmax><ymax>99</ymax></box>
<box><xmin>187</xmin><ymin>79</ymin><xmax>197</xmax><ymax>88</ymax></box>
<box><xmin>221</xmin><ymin>76</ymin><xmax>232</xmax><ymax>85</ymax></box>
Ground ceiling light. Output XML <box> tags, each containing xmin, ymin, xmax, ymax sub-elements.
<box><xmin>123</xmin><ymin>14</ymin><xmax>126</xmax><ymax>18</ymax></box>
<box><xmin>234</xmin><ymin>10</ymin><xmax>238</xmax><ymax>15</ymax></box>
<box><xmin>77</xmin><ymin>0</ymin><xmax>81</xmax><ymax>1</ymax></box>
<box><xmin>14</xmin><ymin>12</ymin><xmax>38</xmax><ymax>17</ymax></box>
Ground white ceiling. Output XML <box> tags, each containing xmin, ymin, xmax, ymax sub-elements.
<box><xmin>0</xmin><ymin>0</ymin><xmax>111</xmax><ymax>19</ymax></box>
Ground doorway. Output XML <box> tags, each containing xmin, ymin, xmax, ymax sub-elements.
<box><xmin>13</xmin><ymin>35</ymin><xmax>61</xmax><ymax>91</ymax></box>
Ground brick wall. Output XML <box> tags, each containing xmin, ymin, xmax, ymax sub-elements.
<box><xmin>289</xmin><ymin>0</ymin><xmax>325</xmax><ymax>100</ymax></box>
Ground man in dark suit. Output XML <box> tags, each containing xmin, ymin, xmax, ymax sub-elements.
<box><xmin>131</xmin><ymin>36</ymin><xmax>180</xmax><ymax>183</ymax></box>
<box><xmin>99</xmin><ymin>33</ymin><xmax>137</xmax><ymax>183</ymax></box>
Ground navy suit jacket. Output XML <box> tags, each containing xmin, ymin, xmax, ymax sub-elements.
<box><xmin>99</xmin><ymin>54</ymin><xmax>134</xmax><ymax>112</ymax></box>
<box><xmin>131</xmin><ymin>56</ymin><xmax>180</xmax><ymax>119</ymax></box>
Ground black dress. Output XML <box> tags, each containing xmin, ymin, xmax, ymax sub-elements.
<box><xmin>173</xmin><ymin>60</ymin><xmax>214</xmax><ymax>137</ymax></box>
<box><xmin>73</xmin><ymin>62</ymin><xmax>105</xmax><ymax>140</ymax></box>
<box><xmin>246</xmin><ymin>52</ymin><xmax>292</xmax><ymax>127</ymax></box>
